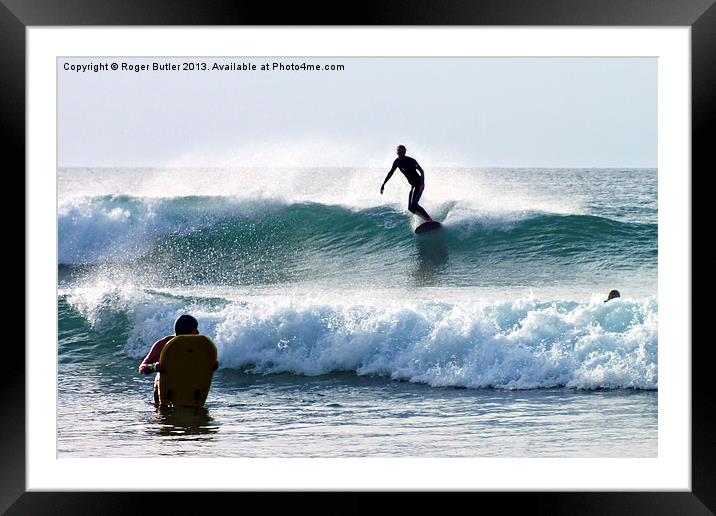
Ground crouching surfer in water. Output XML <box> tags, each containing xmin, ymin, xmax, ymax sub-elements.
<box><xmin>138</xmin><ymin>314</ymin><xmax>218</xmax><ymax>406</ymax></box>
<box><xmin>380</xmin><ymin>145</ymin><xmax>433</xmax><ymax>222</ymax></box>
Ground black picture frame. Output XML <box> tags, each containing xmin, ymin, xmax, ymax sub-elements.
<box><xmin>7</xmin><ymin>0</ymin><xmax>711</xmax><ymax>513</ymax></box>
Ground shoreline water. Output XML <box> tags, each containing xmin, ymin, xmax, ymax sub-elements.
<box><xmin>58</xmin><ymin>367</ymin><xmax>657</xmax><ymax>458</ymax></box>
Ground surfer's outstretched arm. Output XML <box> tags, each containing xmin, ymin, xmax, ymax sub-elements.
<box><xmin>380</xmin><ymin>160</ymin><xmax>398</xmax><ymax>194</ymax></box>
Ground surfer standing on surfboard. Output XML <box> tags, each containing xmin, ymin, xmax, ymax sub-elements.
<box><xmin>380</xmin><ymin>145</ymin><xmax>434</xmax><ymax>222</ymax></box>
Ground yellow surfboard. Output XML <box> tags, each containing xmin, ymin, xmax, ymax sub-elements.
<box><xmin>158</xmin><ymin>335</ymin><xmax>218</xmax><ymax>408</ymax></box>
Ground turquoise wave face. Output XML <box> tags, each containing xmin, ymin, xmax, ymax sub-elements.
<box><xmin>58</xmin><ymin>196</ymin><xmax>657</xmax><ymax>289</ymax></box>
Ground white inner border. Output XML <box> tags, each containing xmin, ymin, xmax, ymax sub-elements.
<box><xmin>27</xmin><ymin>27</ymin><xmax>691</xmax><ymax>491</ymax></box>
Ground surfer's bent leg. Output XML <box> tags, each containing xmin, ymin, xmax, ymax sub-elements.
<box><xmin>408</xmin><ymin>184</ymin><xmax>432</xmax><ymax>221</ymax></box>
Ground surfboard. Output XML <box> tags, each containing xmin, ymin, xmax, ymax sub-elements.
<box><xmin>158</xmin><ymin>335</ymin><xmax>218</xmax><ymax>408</ymax></box>
<box><xmin>415</xmin><ymin>220</ymin><xmax>442</xmax><ymax>234</ymax></box>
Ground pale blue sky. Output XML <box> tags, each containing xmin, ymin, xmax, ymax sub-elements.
<box><xmin>59</xmin><ymin>57</ymin><xmax>656</xmax><ymax>168</ymax></box>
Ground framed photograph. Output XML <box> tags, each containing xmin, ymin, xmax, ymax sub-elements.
<box><xmin>9</xmin><ymin>0</ymin><xmax>711</xmax><ymax>513</ymax></box>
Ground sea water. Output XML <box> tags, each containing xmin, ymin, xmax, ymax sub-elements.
<box><xmin>57</xmin><ymin>167</ymin><xmax>658</xmax><ymax>457</ymax></box>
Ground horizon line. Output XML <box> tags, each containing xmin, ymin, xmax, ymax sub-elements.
<box><xmin>57</xmin><ymin>164</ymin><xmax>659</xmax><ymax>170</ymax></box>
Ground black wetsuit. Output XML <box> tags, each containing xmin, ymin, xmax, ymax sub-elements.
<box><xmin>390</xmin><ymin>156</ymin><xmax>423</xmax><ymax>187</ymax></box>
<box><xmin>386</xmin><ymin>156</ymin><xmax>432</xmax><ymax>221</ymax></box>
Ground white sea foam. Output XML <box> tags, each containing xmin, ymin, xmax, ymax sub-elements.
<box><xmin>64</xmin><ymin>285</ymin><xmax>657</xmax><ymax>390</ymax></box>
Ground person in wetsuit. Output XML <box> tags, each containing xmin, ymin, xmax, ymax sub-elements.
<box><xmin>380</xmin><ymin>145</ymin><xmax>433</xmax><ymax>221</ymax></box>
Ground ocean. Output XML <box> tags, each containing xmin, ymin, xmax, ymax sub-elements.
<box><xmin>57</xmin><ymin>167</ymin><xmax>658</xmax><ymax>457</ymax></box>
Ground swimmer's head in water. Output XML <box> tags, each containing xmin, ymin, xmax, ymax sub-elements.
<box><xmin>605</xmin><ymin>289</ymin><xmax>621</xmax><ymax>302</ymax></box>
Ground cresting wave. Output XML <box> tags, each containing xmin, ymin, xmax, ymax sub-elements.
<box><xmin>59</xmin><ymin>289</ymin><xmax>658</xmax><ymax>391</ymax></box>
<box><xmin>58</xmin><ymin>195</ymin><xmax>656</xmax><ymax>267</ymax></box>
